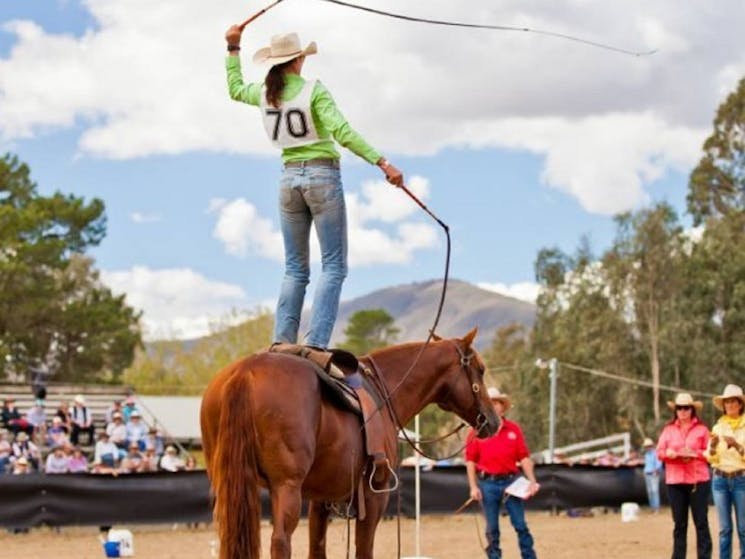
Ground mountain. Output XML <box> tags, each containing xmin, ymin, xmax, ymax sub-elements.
<box><xmin>324</xmin><ymin>279</ymin><xmax>535</xmax><ymax>350</ymax></box>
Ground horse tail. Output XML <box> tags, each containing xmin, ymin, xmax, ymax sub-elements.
<box><xmin>213</xmin><ymin>368</ymin><xmax>261</xmax><ymax>559</ymax></box>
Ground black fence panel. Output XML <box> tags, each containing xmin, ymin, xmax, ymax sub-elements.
<box><xmin>0</xmin><ymin>465</ymin><xmax>659</xmax><ymax>528</ymax></box>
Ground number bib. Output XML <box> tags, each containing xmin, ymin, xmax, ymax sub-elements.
<box><xmin>260</xmin><ymin>79</ymin><xmax>320</xmax><ymax>149</ymax></box>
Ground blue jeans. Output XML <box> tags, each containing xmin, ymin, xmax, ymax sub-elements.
<box><xmin>645</xmin><ymin>472</ymin><xmax>661</xmax><ymax>510</ymax></box>
<box><xmin>713</xmin><ymin>474</ymin><xmax>745</xmax><ymax>559</ymax></box>
<box><xmin>274</xmin><ymin>164</ymin><xmax>347</xmax><ymax>349</ymax></box>
<box><xmin>479</xmin><ymin>477</ymin><xmax>537</xmax><ymax>559</ymax></box>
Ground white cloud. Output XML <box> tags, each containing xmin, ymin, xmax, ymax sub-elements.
<box><xmin>452</xmin><ymin>112</ymin><xmax>703</xmax><ymax>214</ymax></box>
<box><xmin>478</xmin><ymin>281</ymin><xmax>541</xmax><ymax>303</ymax></box>
<box><xmin>208</xmin><ymin>197</ymin><xmax>282</xmax><ymax>260</ymax></box>
<box><xmin>101</xmin><ymin>266</ymin><xmax>249</xmax><ymax>340</ymax></box>
<box><xmin>130</xmin><ymin>211</ymin><xmax>161</xmax><ymax>224</ymax></box>
<box><xmin>0</xmin><ymin>1</ymin><xmax>743</xmax><ymax>213</ymax></box>
<box><xmin>208</xmin><ymin>175</ymin><xmax>438</xmax><ymax>266</ymax></box>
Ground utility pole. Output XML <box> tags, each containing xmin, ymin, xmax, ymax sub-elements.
<box><xmin>548</xmin><ymin>358</ymin><xmax>558</xmax><ymax>463</ymax></box>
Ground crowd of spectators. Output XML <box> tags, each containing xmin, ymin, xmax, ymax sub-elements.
<box><xmin>1</xmin><ymin>394</ymin><xmax>196</xmax><ymax>476</ymax></box>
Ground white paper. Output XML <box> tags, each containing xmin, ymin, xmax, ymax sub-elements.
<box><xmin>504</xmin><ymin>475</ymin><xmax>538</xmax><ymax>499</ymax></box>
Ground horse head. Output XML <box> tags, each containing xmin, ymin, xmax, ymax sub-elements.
<box><xmin>433</xmin><ymin>328</ymin><xmax>501</xmax><ymax>438</ymax></box>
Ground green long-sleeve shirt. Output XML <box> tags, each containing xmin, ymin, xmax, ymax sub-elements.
<box><xmin>225</xmin><ymin>56</ymin><xmax>381</xmax><ymax>165</ymax></box>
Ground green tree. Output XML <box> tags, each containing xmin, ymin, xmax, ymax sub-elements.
<box><xmin>0</xmin><ymin>153</ymin><xmax>142</xmax><ymax>381</ymax></box>
<box><xmin>340</xmin><ymin>309</ymin><xmax>399</xmax><ymax>355</ymax></box>
<box><xmin>603</xmin><ymin>203</ymin><xmax>685</xmax><ymax>422</ymax></box>
<box><xmin>687</xmin><ymin>76</ymin><xmax>745</xmax><ymax>224</ymax></box>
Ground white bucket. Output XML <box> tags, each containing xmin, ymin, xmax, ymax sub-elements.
<box><xmin>621</xmin><ymin>502</ymin><xmax>640</xmax><ymax>522</ymax></box>
<box><xmin>108</xmin><ymin>529</ymin><xmax>134</xmax><ymax>557</ymax></box>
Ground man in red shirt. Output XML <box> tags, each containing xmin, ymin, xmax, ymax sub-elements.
<box><xmin>466</xmin><ymin>387</ymin><xmax>539</xmax><ymax>559</ymax></box>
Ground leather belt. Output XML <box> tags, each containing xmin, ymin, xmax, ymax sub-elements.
<box><xmin>713</xmin><ymin>469</ymin><xmax>745</xmax><ymax>479</ymax></box>
<box><xmin>478</xmin><ymin>471</ymin><xmax>516</xmax><ymax>481</ymax></box>
<box><xmin>284</xmin><ymin>158</ymin><xmax>340</xmax><ymax>169</ymax></box>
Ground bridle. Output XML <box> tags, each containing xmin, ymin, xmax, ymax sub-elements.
<box><xmin>364</xmin><ymin>340</ymin><xmax>491</xmax><ymax>462</ymax></box>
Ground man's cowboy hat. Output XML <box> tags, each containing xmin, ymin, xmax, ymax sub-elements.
<box><xmin>487</xmin><ymin>387</ymin><xmax>512</xmax><ymax>411</ymax></box>
<box><xmin>713</xmin><ymin>384</ymin><xmax>745</xmax><ymax>411</ymax></box>
<box><xmin>253</xmin><ymin>32</ymin><xmax>318</xmax><ymax>66</ymax></box>
<box><xmin>642</xmin><ymin>437</ymin><xmax>655</xmax><ymax>448</ymax></box>
<box><xmin>16</xmin><ymin>432</ymin><xmax>28</xmax><ymax>442</ymax></box>
<box><xmin>666</xmin><ymin>392</ymin><xmax>703</xmax><ymax>412</ymax></box>
<box><xmin>74</xmin><ymin>394</ymin><xmax>85</xmax><ymax>405</ymax></box>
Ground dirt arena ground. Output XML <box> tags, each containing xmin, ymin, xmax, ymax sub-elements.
<box><xmin>0</xmin><ymin>508</ymin><xmax>723</xmax><ymax>558</ymax></box>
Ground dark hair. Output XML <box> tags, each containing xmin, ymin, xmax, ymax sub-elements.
<box><xmin>265</xmin><ymin>60</ymin><xmax>295</xmax><ymax>108</ymax></box>
<box><xmin>666</xmin><ymin>405</ymin><xmax>707</xmax><ymax>428</ymax></box>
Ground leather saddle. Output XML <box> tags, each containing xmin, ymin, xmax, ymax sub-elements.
<box><xmin>267</xmin><ymin>344</ymin><xmax>393</xmax><ymax>497</ymax></box>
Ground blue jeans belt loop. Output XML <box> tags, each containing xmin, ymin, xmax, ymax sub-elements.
<box><xmin>284</xmin><ymin>158</ymin><xmax>340</xmax><ymax>169</ymax></box>
<box><xmin>713</xmin><ymin>468</ymin><xmax>745</xmax><ymax>478</ymax></box>
<box><xmin>479</xmin><ymin>471</ymin><xmax>516</xmax><ymax>481</ymax></box>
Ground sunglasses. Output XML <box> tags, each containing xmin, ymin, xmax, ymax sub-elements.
<box><xmin>676</xmin><ymin>405</ymin><xmax>693</xmax><ymax>411</ymax></box>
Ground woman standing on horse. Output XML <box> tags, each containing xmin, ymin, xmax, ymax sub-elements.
<box><xmin>224</xmin><ymin>26</ymin><xmax>404</xmax><ymax>350</ymax></box>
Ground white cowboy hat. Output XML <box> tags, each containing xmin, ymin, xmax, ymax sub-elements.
<box><xmin>487</xmin><ymin>387</ymin><xmax>512</xmax><ymax>411</ymax></box>
<box><xmin>666</xmin><ymin>392</ymin><xmax>703</xmax><ymax>412</ymax></box>
<box><xmin>642</xmin><ymin>437</ymin><xmax>655</xmax><ymax>448</ymax></box>
<box><xmin>253</xmin><ymin>32</ymin><xmax>318</xmax><ymax>66</ymax></box>
<box><xmin>74</xmin><ymin>394</ymin><xmax>85</xmax><ymax>405</ymax></box>
<box><xmin>713</xmin><ymin>384</ymin><xmax>745</xmax><ymax>411</ymax></box>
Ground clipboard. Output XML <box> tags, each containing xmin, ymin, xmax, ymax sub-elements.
<box><xmin>504</xmin><ymin>475</ymin><xmax>538</xmax><ymax>499</ymax></box>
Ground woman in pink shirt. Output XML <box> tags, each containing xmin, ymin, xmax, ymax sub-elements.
<box><xmin>657</xmin><ymin>393</ymin><xmax>712</xmax><ymax>559</ymax></box>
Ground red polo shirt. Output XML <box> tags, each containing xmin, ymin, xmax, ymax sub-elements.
<box><xmin>465</xmin><ymin>419</ymin><xmax>530</xmax><ymax>475</ymax></box>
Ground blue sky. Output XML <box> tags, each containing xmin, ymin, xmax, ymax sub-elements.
<box><xmin>1</xmin><ymin>1</ymin><xmax>743</xmax><ymax>339</ymax></box>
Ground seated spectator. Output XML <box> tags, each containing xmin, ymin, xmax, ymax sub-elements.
<box><xmin>1</xmin><ymin>397</ymin><xmax>34</xmax><ymax>437</ymax></box>
<box><xmin>106</xmin><ymin>412</ymin><xmax>128</xmax><ymax>450</ymax></box>
<box><xmin>12</xmin><ymin>455</ymin><xmax>31</xmax><ymax>475</ymax></box>
<box><xmin>54</xmin><ymin>401</ymin><xmax>73</xmax><ymax>433</ymax></box>
<box><xmin>67</xmin><ymin>446</ymin><xmax>89</xmax><ymax>473</ymax></box>
<box><xmin>0</xmin><ymin>429</ymin><xmax>11</xmax><ymax>473</ymax></box>
<box><xmin>105</xmin><ymin>399</ymin><xmax>123</xmax><ymax>425</ymax></box>
<box><xmin>44</xmin><ymin>445</ymin><xmax>70</xmax><ymax>474</ymax></box>
<box><xmin>46</xmin><ymin>416</ymin><xmax>70</xmax><ymax>448</ymax></box>
<box><xmin>70</xmin><ymin>394</ymin><xmax>95</xmax><ymax>446</ymax></box>
<box><xmin>140</xmin><ymin>448</ymin><xmax>159</xmax><ymax>472</ymax></box>
<box><xmin>26</xmin><ymin>399</ymin><xmax>47</xmax><ymax>443</ymax></box>
<box><xmin>93</xmin><ymin>432</ymin><xmax>119</xmax><ymax>470</ymax></box>
<box><xmin>160</xmin><ymin>445</ymin><xmax>186</xmax><ymax>472</ymax></box>
<box><xmin>594</xmin><ymin>450</ymin><xmax>621</xmax><ymax>467</ymax></box>
<box><xmin>125</xmin><ymin>411</ymin><xmax>148</xmax><ymax>450</ymax></box>
<box><xmin>144</xmin><ymin>426</ymin><xmax>165</xmax><ymax>456</ymax></box>
<box><xmin>624</xmin><ymin>449</ymin><xmax>644</xmax><ymax>466</ymax></box>
<box><xmin>120</xmin><ymin>442</ymin><xmax>144</xmax><ymax>474</ymax></box>
<box><xmin>184</xmin><ymin>455</ymin><xmax>198</xmax><ymax>471</ymax></box>
<box><xmin>11</xmin><ymin>431</ymin><xmax>41</xmax><ymax>470</ymax></box>
<box><xmin>122</xmin><ymin>396</ymin><xmax>140</xmax><ymax>423</ymax></box>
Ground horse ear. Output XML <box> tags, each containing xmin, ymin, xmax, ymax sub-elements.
<box><xmin>431</xmin><ymin>332</ymin><xmax>443</xmax><ymax>342</ymax></box>
<box><xmin>462</xmin><ymin>327</ymin><xmax>478</xmax><ymax>347</ymax></box>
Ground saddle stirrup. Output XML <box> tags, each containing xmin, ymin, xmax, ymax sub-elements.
<box><xmin>368</xmin><ymin>458</ymin><xmax>399</xmax><ymax>494</ymax></box>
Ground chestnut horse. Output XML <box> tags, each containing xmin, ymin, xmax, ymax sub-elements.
<box><xmin>200</xmin><ymin>328</ymin><xmax>500</xmax><ymax>559</ymax></box>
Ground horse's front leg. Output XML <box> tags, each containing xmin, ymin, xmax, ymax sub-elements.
<box><xmin>354</xmin><ymin>492</ymin><xmax>390</xmax><ymax>559</ymax></box>
<box><xmin>270</xmin><ymin>482</ymin><xmax>303</xmax><ymax>559</ymax></box>
<box><xmin>307</xmin><ymin>500</ymin><xmax>331</xmax><ymax>559</ymax></box>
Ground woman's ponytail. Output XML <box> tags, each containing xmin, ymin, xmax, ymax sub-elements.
<box><xmin>265</xmin><ymin>60</ymin><xmax>294</xmax><ymax>108</ymax></box>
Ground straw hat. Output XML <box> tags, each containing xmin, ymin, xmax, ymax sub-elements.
<box><xmin>16</xmin><ymin>432</ymin><xmax>28</xmax><ymax>442</ymax></box>
<box><xmin>16</xmin><ymin>456</ymin><xmax>28</xmax><ymax>466</ymax></box>
<box><xmin>487</xmin><ymin>387</ymin><xmax>512</xmax><ymax>411</ymax></box>
<box><xmin>253</xmin><ymin>32</ymin><xmax>318</xmax><ymax>66</ymax></box>
<box><xmin>165</xmin><ymin>445</ymin><xmax>177</xmax><ymax>454</ymax></box>
<box><xmin>642</xmin><ymin>437</ymin><xmax>655</xmax><ymax>448</ymax></box>
<box><xmin>713</xmin><ymin>384</ymin><xmax>745</xmax><ymax>411</ymax></box>
<box><xmin>666</xmin><ymin>393</ymin><xmax>703</xmax><ymax>412</ymax></box>
<box><xmin>74</xmin><ymin>394</ymin><xmax>85</xmax><ymax>405</ymax></box>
